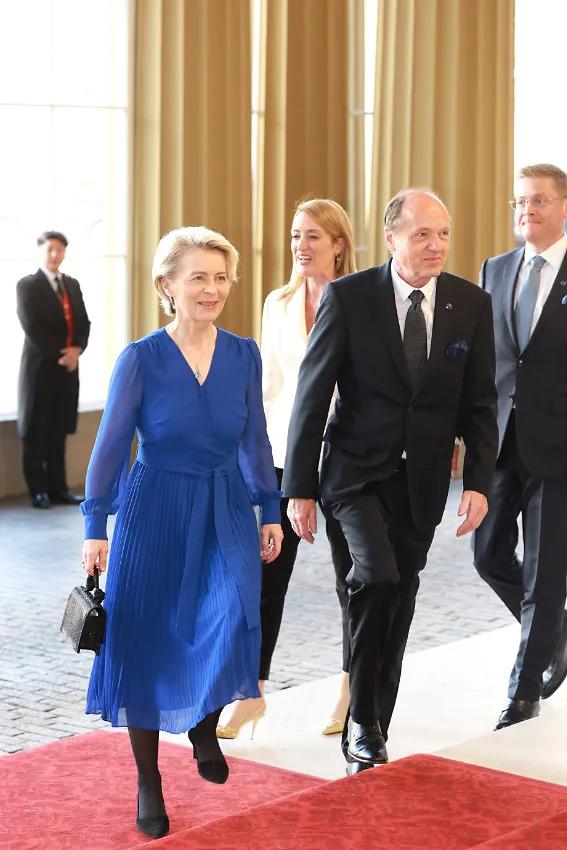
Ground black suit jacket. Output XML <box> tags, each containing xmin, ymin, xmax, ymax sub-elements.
<box><xmin>16</xmin><ymin>269</ymin><xmax>90</xmax><ymax>438</ymax></box>
<box><xmin>480</xmin><ymin>245</ymin><xmax>567</xmax><ymax>478</ymax></box>
<box><xmin>282</xmin><ymin>261</ymin><xmax>498</xmax><ymax>530</ymax></box>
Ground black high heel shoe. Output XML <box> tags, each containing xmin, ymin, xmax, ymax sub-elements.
<box><xmin>136</xmin><ymin>791</ymin><xmax>170</xmax><ymax>838</ymax></box>
<box><xmin>188</xmin><ymin>710</ymin><xmax>229</xmax><ymax>785</ymax></box>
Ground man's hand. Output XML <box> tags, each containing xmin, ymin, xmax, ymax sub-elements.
<box><xmin>58</xmin><ymin>345</ymin><xmax>81</xmax><ymax>372</ymax></box>
<box><xmin>456</xmin><ymin>490</ymin><xmax>488</xmax><ymax>537</ymax></box>
<box><xmin>287</xmin><ymin>498</ymin><xmax>317</xmax><ymax>543</ymax></box>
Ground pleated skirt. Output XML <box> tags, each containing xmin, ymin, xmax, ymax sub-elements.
<box><xmin>86</xmin><ymin>461</ymin><xmax>261</xmax><ymax>732</ymax></box>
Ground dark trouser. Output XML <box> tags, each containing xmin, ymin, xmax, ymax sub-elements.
<box><xmin>332</xmin><ymin>465</ymin><xmax>435</xmax><ymax>759</ymax></box>
<box><xmin>22</xmin><ymin>372</ymin><xmax>70</xmax><ymax>497</ymax></box>
<box><xmin>259</xmin><ymin>467</ymin><xmax>351</xmax><ymax>680</ymax></box>
<box><xmin>474</xmin><ymin>413</ymin><xmax>567</xmax><ymax>702</ymax></box>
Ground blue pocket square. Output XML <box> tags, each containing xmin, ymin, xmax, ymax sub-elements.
<box><xmin>446</xmin><ymin>339</ymin><xmax>469</xmax><ymax>359</ymax></box>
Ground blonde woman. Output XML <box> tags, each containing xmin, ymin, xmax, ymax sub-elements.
<box><xmin>217</xmin><ymin>199</ymin><xmax>356</xmax><ymax>740</ymax></box>
<box><xmin>81</xmin><ymin>226</ymin><xmax>282</xmax><ymax>838</ymax></box>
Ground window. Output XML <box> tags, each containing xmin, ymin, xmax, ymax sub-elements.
<box><xmin>515</xmin><ymin>0</ymin><xmax>567</xmax><ymax>173</ymax></box>
<box><xmin>0</xmin><ymin>0</ymin><xmax>129</xmax><ymax>417</ymax></box>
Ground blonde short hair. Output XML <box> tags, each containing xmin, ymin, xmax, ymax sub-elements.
<box><xmin>153</xmin><ymin>226</ymin><xmax>239</xmax><ymax>316</ymax></box>
<box><xmin>517</xmin><ymin>163</ymin><xmax>567</xmax><ymax>196</ymax></box>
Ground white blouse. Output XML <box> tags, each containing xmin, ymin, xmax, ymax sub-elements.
<box><xmin>261</xmin><ymin>281</ymin><xmax>337</xmax><ymax>469</ymax></box>
<box><xmin>260</xmin><ymin>283</ymin><xmax>310</xmax><ymax>469</ymax></box>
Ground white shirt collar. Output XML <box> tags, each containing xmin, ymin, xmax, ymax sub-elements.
<box><xmin>41</xmin><ymin>267</ymin><xmax>60</xmax><ymax>285</ymax></box>
<box><xmin>390</xmin><ymin>262</ymin><xmax>437</xmax><ymax>304</ymax></box>
<box><xmin>523</xmin><ymin>233</ymin><xmax>567</xmax><ymax>272</ymax></box>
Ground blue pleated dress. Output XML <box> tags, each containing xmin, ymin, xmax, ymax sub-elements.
<box><xmin>81</xmin><ymin>327</ymin><xmax>280</xmax><ymax>733</ymax></box>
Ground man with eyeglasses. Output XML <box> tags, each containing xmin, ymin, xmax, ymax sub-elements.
<box><xmin>474</xmin><ymin>163</ymin><xmax>567</xmax><ymax>730</ymax></box>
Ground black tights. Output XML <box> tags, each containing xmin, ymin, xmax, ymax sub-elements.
<box><xmin>188</xmin><ymin>707</ymin><xmax>224</xmax><ymax>761</ymax></box>
<box><xmin>128</xmin><ymin>727</ymin><xmax>166</xmax><ymax>820</ymax></box>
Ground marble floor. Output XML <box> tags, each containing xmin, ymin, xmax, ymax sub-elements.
<box><xmin>162</xmin><ymin>624</ymin><xmax>567</xmax><ymax>785</ymax></box>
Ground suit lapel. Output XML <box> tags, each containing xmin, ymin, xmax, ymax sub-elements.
<box><xmin>501</xmin><ymin>250</ymin><xmax>524</xmax><ymax>351</ymax></box>
<box><xmin>36</xmin><ymin>269</ymin><xmax>66</xmax><ymax>325</ymax></box>
<box><xmin>424</xmin><ymin>273</ymin><xmax>453</xmax><ymax>378</ymax></box>
<box><xmin>372</xmin><ymin>261</ymin><xmax>411</xmax><ymax>390</ymax></box>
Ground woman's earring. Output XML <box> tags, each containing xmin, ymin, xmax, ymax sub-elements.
<box><xmin>335</xmin><ymin>254</ymin><xmax>341</xmax><ymax>266</ymax></box>
<box><xmin>168</xmin><ymin>294</ymin><xmax>175</xmax><ymax>312</ymax></box>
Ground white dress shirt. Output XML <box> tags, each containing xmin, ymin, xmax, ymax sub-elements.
<box><xmin>41</xmin><ymin>266</ymin><xmax>61</xmax><ymax>293</ymax></box>
<box><xmin>390</xmin><ymin>263</ymin><xmax>437</xmax><ymax>355</ymax></box>
<box><xmin>516</xmin><ymin>233</ymin><xmax>567</xmax><ymax>333</ymax></box>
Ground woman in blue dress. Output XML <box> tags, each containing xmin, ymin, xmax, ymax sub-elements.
<box><xmin>81</xmin><ymin>226</ymin><xmax>283</xmax><ymax>839</ymax></box>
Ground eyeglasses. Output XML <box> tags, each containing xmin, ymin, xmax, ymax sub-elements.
<box><xmin>509</xmin><ymin>195</ymin><xmax>567</xmax><ymax>210</ymax></box>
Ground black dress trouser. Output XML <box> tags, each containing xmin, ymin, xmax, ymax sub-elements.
<box><xmin>330</xmin><ymin>465</ymin><xmax>435</xmax><ymax>757</ymax></box>
<box><xmin>259</xmin><ymin>468</ymin><xmax>351</xmax><ymax>680</ymax></box>
<box><xmin>22</xmin><ymin>365</ymin><xmax>70</xmax><ymax>498</ymax></box>
<box><xmin>474</xmin><ymin>413</ymin><xmax>567</xmax><ymax>702</ymax></box>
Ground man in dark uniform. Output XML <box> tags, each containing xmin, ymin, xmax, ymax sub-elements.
<box><xmin>16</xmin><ymin>231</ymin><xmax>90</xmax><ymax>508</ymax></box>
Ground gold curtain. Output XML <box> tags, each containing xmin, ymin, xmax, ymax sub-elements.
<box><xmin>131</xmin><ymin>0</ymin><xmax>252</xmax><ymax>339</ymax></box>
<box><xmin>259</xmin><ymin>0</ymin><xmax>350</xmax><ymax>304</ymax></box>
<box><xmin>368</xmin><ymin>0</ymin><xmax>515</xmax><ymax>281</ymax></box>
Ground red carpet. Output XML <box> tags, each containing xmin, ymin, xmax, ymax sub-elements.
<box><xmin>475</xmin><ymin>810</ymin><xmax>567</xmax><ymax>848</ymax></box>
<box><xmin>4</xmin><ymin>735</ymin><xmax>567</xmax><ymax>850</ymax></box>
<box><xmin>142</xmin><ymin>754</ymin><xmax>567</xmax><ymax>850</ymax></box>
<box><xmin>0</xmin><ymin>730</ymin><xmax>325</xmax><ymax>850</ymax></box>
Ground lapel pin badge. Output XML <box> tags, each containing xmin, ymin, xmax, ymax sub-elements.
<box><xmin>560</xmin><ymin>280</ymin><xmax>567</xmax><ymax>287</ymax></box>
<box><xmin>445</xmin><ymin>303</ymin><xmax>453</xmax><ymax>311</ymax></box>
<box><xmin>561</xmin><ymin>295</ymin><xmax>567</xmax><ymax>305</ymax></box>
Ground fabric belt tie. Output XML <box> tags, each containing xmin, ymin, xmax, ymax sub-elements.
<box><xmin>137</xmin><ymin>447</ymin><xmax>260</xmax><ymax>646</ymax></box>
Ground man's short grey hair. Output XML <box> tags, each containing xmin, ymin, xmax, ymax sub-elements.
<box><xmin>384</xmin><ymin>188</ymin><xmax>447</xmax><ymax>232</ymax></box>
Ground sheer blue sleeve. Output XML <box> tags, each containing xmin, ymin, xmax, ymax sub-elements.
<box><xmin>238</xmin><ymin>339</ymin><xmax>281</xmax><ymax>524</ymax></box>
<box><xmin>81</xmin><ymin>343</ymin><xmax>143</xmax><ymax>540</ymax></box>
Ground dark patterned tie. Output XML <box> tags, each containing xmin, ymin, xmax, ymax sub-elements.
<box><xmin>403</xmin><ymin>289</ymin><xmax>427</xmax><ymax>391</ymax></box>
<box><xmin>515</xmin><ymin>254</ymin><xmax>545</xmax><ymax>351</ymax></box>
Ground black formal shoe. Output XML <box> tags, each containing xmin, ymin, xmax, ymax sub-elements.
<box><xmin>542</xmin><ymin>612</ymin><xmax>567</xmax><ymax>699</ymax></box>
<box><xmin>136</xmin><ymin>793</ymin><xmax>169</xmax><ymax>838</ymax></box>
<box><xmin>346</xmin><ymin>760</ymin><xmax>375</xmax><ymax>776</ymax></box>
<box><xmin>31</xmin><ymin>492</ymin><xmax>50</xmax><ymax>509</ymax></box>
<box><xmin>494</xmin><ymin>698</ymin><xmax>541</xmax><ymax>730</ymax></box>
<box><xmin>347</xmin><ymin>719</ymin><xmax>389</xmax><ymax>765</ymax></box>
<box><xmin>49</xmin><ymin>490</ymin><xmax>84</xmax><ymax>505</ymax></box>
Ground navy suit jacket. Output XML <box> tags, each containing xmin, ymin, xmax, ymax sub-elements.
<box><xmin>480</xmin><ymin>246</ymin><xmax>567</xmax><ymax>478</ymax></box>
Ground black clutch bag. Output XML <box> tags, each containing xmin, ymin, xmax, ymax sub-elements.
<box><xmin>60</xmin><ymin>568</ymin><xmax>106</xmax><ymax>653</ymax></box>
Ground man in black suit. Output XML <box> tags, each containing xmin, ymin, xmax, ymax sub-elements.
<box><xmin>17</xmin><ymin>231</ymin><xmax>90</xmax><ymax>508</ymax></box>
<box><xmin>283</xmin><ymin>189</ymin><xmax>498</xmax><ymax>772</ymax></box>
<box><xmin>474</xmin><ymin>163</ymin><xmax>567</xmax><ymax>729</ymax></box>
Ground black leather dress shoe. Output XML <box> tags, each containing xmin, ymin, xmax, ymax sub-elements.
<box><xmin>542</xmin><ymin>612</ymin><xmax>567</xmax><ymax>699</ymax></box>
<box><xmin>347</xmin><ymin>719</ymin><xmax>389</xmax><ymax>764</ymax></box>
<box><xmin>494</xmin><ymin>698</ymin><xmax>541</xmax><ymax>730</ymax></box>
<box><xmin>49</xmin><ymin>490</ymin><xmax>84</xmax><ymax>505</ymax></box>
<box><xmin>346</xmin><ymin>760</ymin><xmax>375</xmax><ymax>776</ymax></box>
<box><xmin>31</xmin><ymin>492</ymin><xmax>50</xmax><ymax>509</ymax></box>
